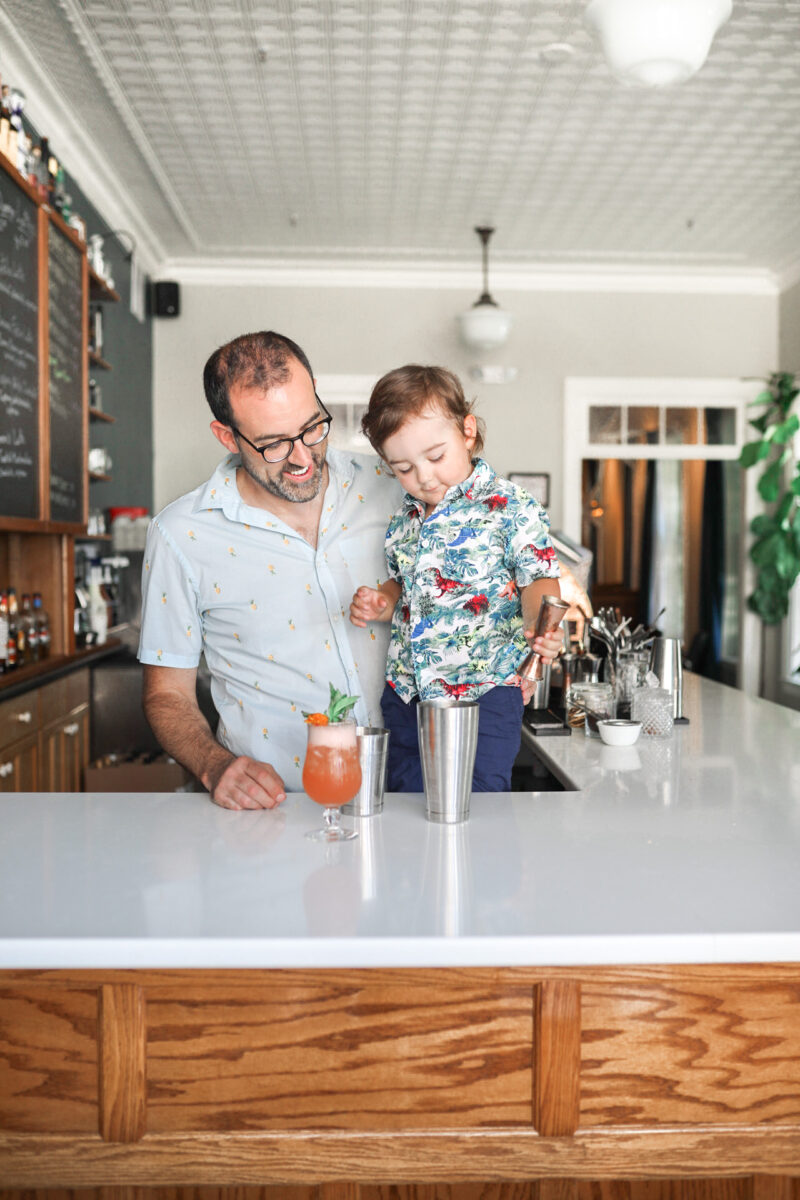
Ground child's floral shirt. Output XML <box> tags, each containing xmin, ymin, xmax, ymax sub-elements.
<box><xmin>385</xmin><ymin>458</ymin><xmax>560</xmax><ymax>701</ymax></box>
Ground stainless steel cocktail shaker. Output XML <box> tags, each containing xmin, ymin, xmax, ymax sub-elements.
<box><xmin>518</xmin><ymin>595</ymin><xmax>570</xmax><ymax>682</ymax></box>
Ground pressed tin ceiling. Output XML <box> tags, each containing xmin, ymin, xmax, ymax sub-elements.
<box><xmin>0</xmin><ymin>0</ymin><xmax>799</xmax><ymax>276</ymax></box>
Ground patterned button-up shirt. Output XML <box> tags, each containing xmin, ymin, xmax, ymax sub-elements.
<box><xmin>138</xmin><ymin>450</ymin><xmax>401</xmax><ymax>789</ymax></box>
<box><xmin>385</xmin><ymin>458</ymin><xmax>560</xmax><ymax>702</ymax></box>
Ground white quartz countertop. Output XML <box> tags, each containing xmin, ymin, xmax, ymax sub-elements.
<box><xmin>2</xmin><ymin>674</ymin><xmax>800</xmax><ymax>970</ymax></box>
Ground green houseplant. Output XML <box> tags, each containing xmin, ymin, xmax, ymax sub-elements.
<box><xmin>739</xmin><ymin>372</ymin><xmax>800</xmax><ymax>624</ymax></box>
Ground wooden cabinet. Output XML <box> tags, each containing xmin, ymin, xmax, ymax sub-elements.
<box><xmin>0</xmin><ymin>668</ymin><xmax>90</xmax><ymax>792</ymax></box>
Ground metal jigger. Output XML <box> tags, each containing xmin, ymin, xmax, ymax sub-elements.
<box><xmin>518</xmin><ymin>595</ymin><xmax>570</xmax><ymax>682</ymax></box>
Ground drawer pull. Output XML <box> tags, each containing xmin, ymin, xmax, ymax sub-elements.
<box><xmin>63</xmin><ymin>722</ymin><xmax>80</xmax><ymax>737</ymax></box>
<box><xmin>0</xmin><ymin>763</ymin><xmax>13</xmax><ymax>778</ymax></box>
<box><xmin>13</xmin><ymin>711</ymin><xmax>33</xmax><ymax>724</ymax></box>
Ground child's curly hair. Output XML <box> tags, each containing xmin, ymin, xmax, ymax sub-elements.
<box><xmin>361</xmin><ymin>365</ymin><xmax>485</xmax><ymax>457</ymax></box>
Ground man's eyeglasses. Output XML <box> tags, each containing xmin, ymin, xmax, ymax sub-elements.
<box><xmin>232</xmin><ymin>397</ymin><xmax>333</xmax><ymax>464</ymax></box>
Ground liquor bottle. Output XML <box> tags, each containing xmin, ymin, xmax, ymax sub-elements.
<box><xmin>14</xmin><ymin>590</ymin><xmax>27</xmax><ymax>665</ymax></box>
<box><xmin>0</xmin><ymin>83</ymin><xmax>10</xmax><ymax>160</ymax></box>
<box><xmin>21</xmin><ymin>593</ymin><xmax>38</xmax><ymax>662</ymax></box>
<box><xmin>33</xmin><ymin>593</ymin><xmax>51</xmax><ymax>659</ymax></box>
<box><xmin>36</xmin><ymin>137</ymin><xmax>50</xmax><ymax>200</ymax></box>
<box><xmin>0</xmin><ymin>592</ymin><xmax>8</xmax><ymax>674</ymax></box>
<box><xmin>7</xmin><ymin>589</ymin><xmax>19</xmax><ymax>669</ymax></box>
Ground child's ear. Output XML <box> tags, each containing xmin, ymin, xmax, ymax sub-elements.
<box><xmin>463</xmin><ymin>414</ymin><xmax>478</xmax><ymax>449</ymax></box>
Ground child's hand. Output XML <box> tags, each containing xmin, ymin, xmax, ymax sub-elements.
<box><xmin>523</xmin><ymin>626</ymin><xmax>564</xmax><ymax>664</ymax></box>
<box><xmin>350</xmin><ymin>586</ymin><xmax>391</xmax><ymax>627</ymax></box>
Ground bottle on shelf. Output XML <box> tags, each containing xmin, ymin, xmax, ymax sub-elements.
<box><xmin>8</xmin><ymin>588</ymin><xmax>24</xmax><ymax>666</ymax></box>
<box><xmin>0</xmin><ymin>592</ymin><xmax>8</xmax><ymax>674</ymax></box>
<box><xmin>0</xmin><ymin>82</ymin><xmax>11</xmax><ymax>161</ymax></box>
<box><xmin>87</xmin><ymin>565</ymin><xmax>108</xmax><ymax>645</ymax></box>
<box><xmin>21</xmin><ymin>593</ymin><xmax>39</xmax><ymax>662</ymax></box>
<box><xmin>33</xmin><ymin>593</ymin><xmax>51</xmax><ymax>659</ymax></box>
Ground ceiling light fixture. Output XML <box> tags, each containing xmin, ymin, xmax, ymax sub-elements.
<box><xmin>585</xmin><ymin>0</ymin><xmax>732</xmax><ymax>88</ymax></box>
<box><xmin>457</xmin><ymin>226</ymin><xmax>512</xmax><ymax>352</ymax></box>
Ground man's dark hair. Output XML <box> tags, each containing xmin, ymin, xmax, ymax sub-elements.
<box><xmin>202</xmin><ymin>331</ymin><xmax>315</xmax><ymax>425</ymax></box>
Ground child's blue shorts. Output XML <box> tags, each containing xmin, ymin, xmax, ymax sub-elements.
<box><xmin>380</xmin><ymin>682</ymin><xmax>524</xmax><ymax>793</ymax></box>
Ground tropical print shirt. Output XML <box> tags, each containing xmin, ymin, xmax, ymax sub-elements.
<box><xmin>138</xmin><ymin>449</ymin><xmax>401</xmax><ymax>790</ymax></box>
<box><xmin>385</xmin><ymin>457</ymin><xmax>560</xmax><ymax>702</ymax></box>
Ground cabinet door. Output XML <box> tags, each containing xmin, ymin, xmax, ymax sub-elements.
<box><xmin>41</xmin><ymin>703</ymin><xmax>90</xmax><ymax>792</ymax></box>
<box><xmin>0</xmin><ymin>733</ymin><xmax>38</xmax><ymax>792</ymax></box>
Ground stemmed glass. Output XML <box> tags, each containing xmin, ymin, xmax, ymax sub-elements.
<box><xmin>303</xmin><ymin>719</ymin><xmax>361</xmax><ymax>842</ymax></box>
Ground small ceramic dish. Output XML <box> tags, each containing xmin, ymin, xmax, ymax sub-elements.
<box><xmin>597</xmin><ymin>719</ymin><xmax>642</xmax><ymax>747</ymax></box>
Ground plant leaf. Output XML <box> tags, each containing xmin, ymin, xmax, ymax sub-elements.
<box><xmin>772</xmin><ymin>414</ymin><xmax>800</xmax><ymax>445</ymax></box>
<box><xmin>758</xmin><ymin>459</ymin><xmax>783</xmax><ymax>502</ymax></box>
<box><xmin>739</xmin><ymin>440</ymin><xmax>771</xmax><ymax>468</ymax></box>
<box><xmin>750</xmin><ymin>514</ymin><xmax>777</xmax><ymax>537</ymax></box>
<box><xmin>747</xmin><ymin>389</ymin><xmax>776</xmax><ymax>407</ymax></box>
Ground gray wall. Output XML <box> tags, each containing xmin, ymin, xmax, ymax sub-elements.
<box><xmin>779</xmin><ymin>277</ymin><xmax>800</xmax><ymax>373</ymax></box>
<box><xmin>153</xmin><ymin>281</ymin><xmax>777</xmax><ymax>522</ymax></box>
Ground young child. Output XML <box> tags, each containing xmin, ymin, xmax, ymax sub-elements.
<box><xmin>350</xmin><ymin>364</ymin><xmax>562</xmax><ymax>792</ymax></box>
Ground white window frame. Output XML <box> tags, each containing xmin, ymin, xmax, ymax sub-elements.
<box><xmin>315</xmin><ymin>374</ymin><xmax>378</xmax><ymax>456</ymax></box>
<box><xmin>563</xmin><ymin>377</ymin><xmax>761</xmax><ymax>695</ymax></box>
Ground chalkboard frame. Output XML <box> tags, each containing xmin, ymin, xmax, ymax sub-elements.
<box><xmin>0</xmin><ymin>154</ymin><xmax>89</xmax><ymax>534</ymax></box>
<box><xmin>0</xmin><ymin>155</ymin><xmax>47</xmax><ymax>531</ymax></box>
<box><xmin>45</xmin><ymin>208</ymin><xmax>88</xmax><ymax>532</ymax></box>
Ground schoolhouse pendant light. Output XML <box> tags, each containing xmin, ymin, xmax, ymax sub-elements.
<box><xmin>585</xmin><ymin>0</ymin><xmax>732</xmax><ymax>88</ymax></box>
<box><xmin>457</xmin><ymin>226</ymin><xmax>513</xmax><ymax>352</ymax></box>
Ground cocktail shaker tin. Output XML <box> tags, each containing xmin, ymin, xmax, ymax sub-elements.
<box><xmin>518</xmin><ymin>595</ymin><xmax>570</xmax><ymax>683</ymax></box>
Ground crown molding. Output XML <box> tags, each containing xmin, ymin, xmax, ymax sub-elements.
<box><xmin>0</xmin><ymin>6</ymin><xmax>169</xmax><ymax>274</ymax></box>
<box><xmin>159</xmin><ymin>255</ymin><xmax>779</xmax><ymax>295</ymax></box>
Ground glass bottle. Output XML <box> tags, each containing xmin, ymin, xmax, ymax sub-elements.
<box><xmin>21</xmin><ymin>593</ymin><xmax>38</xmax><ymax>661</ymax></box>
<box><xmin>33</xmin><ymin>593</ymin><xmax>51</xmax><ymax>659</ymax></box>
<box><xmin>0</xmin><ymin>592</ymin><xmax>8</xmax><ymax>674</ymax></box>
<box><xmin>7</xmin><ymin>588</ymin><xmax>21</xmax><ymax>667</ymax></box>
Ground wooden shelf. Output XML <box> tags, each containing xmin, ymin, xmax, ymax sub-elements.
<box><xmin>89</xmin><ymin>407</ymin><xmax>115</xmax><ymax>423</ymax></box>
<box><xmin>77</xmin><ymin>532</ymin><xmax>112</xmax><ymax>541</ymax></box>
<box><xmin>88</xmin><ymin>350</ymin><xmax>112</xmax><ymax>371</ymax></box>
<box><xmin>89</xmin><ymin>266</ymin><xmax>120</xmax><ymax>304</ymax></box>
<box><xmin>88</xmin><ymin>471</ymin><xmax>112</xmax><ymax>482</ymax></box>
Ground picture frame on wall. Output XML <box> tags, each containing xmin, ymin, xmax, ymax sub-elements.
<box><xmin>509</xmin><ymin>472</ymin><xmax>550</xmax><ymax>508</ymax></box>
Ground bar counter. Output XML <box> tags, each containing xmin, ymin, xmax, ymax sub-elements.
<box><xmin>1</xmin><ymin>673</ymin><xmax>800</xmax><ymax>1193</ymax></box>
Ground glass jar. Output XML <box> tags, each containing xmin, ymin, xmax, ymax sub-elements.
<box><xmin>576</xmin><ymin>682</ymin><xmax>616</xmax><ymax>738</ymax></box>
<box><xmin>616</xmin><ymin>649</ymin><xmax>651</xmax><ymax>717</ymax></box>
<box><xmin>631</xmin><ymin>685</ymin><xmax>673</xmax><ymax>738</ymax></box>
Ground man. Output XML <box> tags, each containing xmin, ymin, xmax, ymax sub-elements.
<box><xmin>139</xmin><ymin>331</ymin><xmax>401</xmax><ymax>809</ymax></box>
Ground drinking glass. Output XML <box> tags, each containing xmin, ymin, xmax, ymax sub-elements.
<box><xmin>303</xmin><ymin>719</ymin><xmax>361</xmax><ymax>842</ymax></box>
<box><xmin>616</xmin><ymin>649</ymin><xmax>650</xmax><ymax>717</ymax></box>
<box><xmin>631</xmin><ymin>686</ymin><xmax>673</xmax><ymax>738</ymax></box>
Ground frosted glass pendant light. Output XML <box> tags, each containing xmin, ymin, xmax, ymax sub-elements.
<box><xmin>457</xmin><ymin>226</ymin><xmax>512</xmax><ymax>352</ymax></box>
<box><xmin>585</xmin><ymin>0</ymin><xmax>732</xmax><ymax>87</ymax></box>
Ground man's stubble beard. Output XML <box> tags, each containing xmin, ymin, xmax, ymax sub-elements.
<box><xmin>240</xmin><ymin>444</ymin><xmax>327</xmax><ymax>504</ymax></box>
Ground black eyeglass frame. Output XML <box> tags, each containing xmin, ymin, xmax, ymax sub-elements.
<box><xmin>231</xmin><ymin>396</ymin><xmax>333</xmax><ymax>463</ymax></box>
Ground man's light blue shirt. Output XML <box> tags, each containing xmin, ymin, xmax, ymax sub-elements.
<box><xmin>138</xmin><ymin>449</ymin><xmax>401</xmax><ymax>790</ymax></box>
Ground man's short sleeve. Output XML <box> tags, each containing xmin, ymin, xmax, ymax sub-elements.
<box><xmin>505</xmin><ymin>495</ymin><xmax>561</xmax><ymax>587</ymax></box>
<box><xmin>138</xmin><ymin>518</ymin><xmax>203</xmax><ymax>668</ymax></box>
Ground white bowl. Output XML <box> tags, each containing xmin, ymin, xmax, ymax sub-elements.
<box><xmin>598</xmin><ymin>719</ymin><xmax>642</xmax><ymax>747</ymax></box>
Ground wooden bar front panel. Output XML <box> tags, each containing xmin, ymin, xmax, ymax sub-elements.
<box><xmin>581</xmin><ymin>977</ymin><xmax>800</xmax><ymax>1127</ymax></box>
<box><xmin>145</xmin><ymin>979</ymin><xmax>534</xmax><ymax>1131</ymax></box>
<box><xmin>1</xmin><ymin>966</ymin><xmax>800</xmax><ymax>1190</ymax></box>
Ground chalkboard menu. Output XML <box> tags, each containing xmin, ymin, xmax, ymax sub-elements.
<box><xmin>0</xmin><ymin>167</ymin><xmax>40</xmax><ymax>519</ymax></box>
<box><xmin>48</xmin><ymin>223</ymin><xmax>85</xmax><ymax>524</ymax></box>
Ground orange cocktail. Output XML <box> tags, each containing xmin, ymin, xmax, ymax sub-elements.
<box><xmin>303</xmin><ymin>719</ymin><xmax>361</xmax><ymax>841</ymax></box>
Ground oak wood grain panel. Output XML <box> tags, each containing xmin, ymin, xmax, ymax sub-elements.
<box><xmin>99</xmin><ymin>985</ymin><xmax>147</xmax><ymax>1143</ymax></box>
<box><xmin>0</xmin><ymin>984</ymin><xmax>98</xmax><ymax>1132</ymax></box>
<box><xmin>2</xmin><ymin>1129</ymin><xmax>800</xmax><ymax>1187</ymax></box>
<box><xmin>575</xmin><ymin>1185</ymin><xmax>753</xmax><ymax>1200</ymax></box>
<box><xmin>144</xmin><ymin>981</ymin><xmax>533</xmax><ymax>1132</ymax></box>
<box><xmin>534</xmin><ymin>982</ymin><xmax>581</xmax><ymax>1137</ymax></box>
<box><xmin>581</xmin><ymin>979</ymin><xmax>800</xmax><ymax>1126</ymax></box>
<box><xmin>752</xmin><ymin>1177</ymin><xmax>796</xmax><ymax>1200</ymax></box>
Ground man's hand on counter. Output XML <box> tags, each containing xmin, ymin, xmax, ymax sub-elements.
<box><xmin>204</xmin><ymin>751</ymin><xmax>287</xmax><ymax>811</ymax></box>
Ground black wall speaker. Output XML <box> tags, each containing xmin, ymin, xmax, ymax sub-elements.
<box><xmin>154</xmin><ymin>280</ymin><xmax>180</xmax><ymax>317</ymax></box>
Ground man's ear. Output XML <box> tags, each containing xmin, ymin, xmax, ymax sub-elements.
<box><xmin>210</xmin><ymin>420</ymin><xmax>238</xmax><ymax>454</ymax></box>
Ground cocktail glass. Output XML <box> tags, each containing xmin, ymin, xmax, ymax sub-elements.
<box><xmin>303</xmin><ymin>719</ymin><xmax>361</xmax><ymax>842</ymax></box>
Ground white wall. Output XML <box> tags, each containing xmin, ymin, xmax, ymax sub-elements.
<box><xmin>779</xmin><ymin>277</ymin><xmax>800</xmax><ymax>372</ymax></box>
<box><xmin>153</xmin><ymin>281</ymin><xmax>778</xmax><ymax>524</ymax></box>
